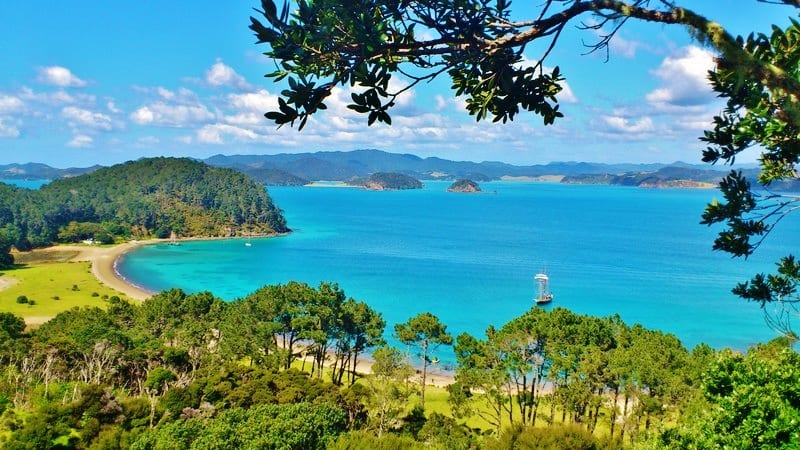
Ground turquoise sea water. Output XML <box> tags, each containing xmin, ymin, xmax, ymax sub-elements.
<box><xmin>2</xmin><ymin>179</ymin><xmax>49</xmax><ymax>189</ymax></box>
<box><xmin>118</xmin><ymin>181</ymin><xmax>797</xmax><ymax>354</ymax></box>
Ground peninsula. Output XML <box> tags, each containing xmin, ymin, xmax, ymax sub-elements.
<box><xmin>0</xmin><ymin>157</ymin><xmax>289</xmax><ymax>268</ymax></box>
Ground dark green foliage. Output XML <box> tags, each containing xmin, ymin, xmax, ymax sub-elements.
<box><xmin>447</xmin><ymin>179</ymin><xmax>481</xmax><ymax>193</ymax></box>
<box><xmin>4</xmin><ymin>385</ymin><xmax>132</xmax><ymax>450</ymax></box>
<box><xmin>132</xmin><ymin>403</ymin><xmax>348</xmax><ymax>450</ymax></box>
<box><xmin>400</xmin><ymin>406</ymin><xmax>427</xmax><ymax>439</ymax></box>
<box><xmin>348</xmin><ymin>172</ymin><xmax>423</xmax><ymax>190</ymax></box>
<box><xmin>1</xmin><ymin>157</ymin><xmax>288</xmax><ymax>250</ymax></box>
<box><xmin>0</xmin><ymin>222</ymin><xmax>17</xmax><ymax>268</ymax></box>
<box><xmin>0</xmin><ymin>312</ymin><xmax>27</xmax><ymax>365</ymax></box>
<box><xmin>2</xmin><ymin>278</ymin><xmax>790</xmax><ymax>449</ymax></box>
<box><xmin>0</xmin><ymin>312</ymin><xmax>25</xmax><ymax>339</ymax></box>
<box><xmin>660</xmin><ymin>338</ymin><xmax>800</xmax><ymax>449</ymax></box>
<box><xmin>454</xmin><ymin>307</ymin><xmax>697</xmax><ymax>439</ymax></box>
<box><xmin>250</xmin><ymin>0</ymin><xmax>567</xmax><ymax>129</ymax></box>
<box><xmin>417</xmin><ymin>412</ymin><xmax>477</xmax><ymax>449</ymax></box>
<box><xmin>329</xmin><ymin>430</ymin><xmax>426</xmax><ymax>450</ymax></box>
<box><xmin>233</xmin><ymin>281</ymin><xmax>384</xmax><ymax>384</ymax></box>
<box><xmin>395</xmin><ymin>312</ymin><xmax>453</xmax><ymax>407</ymax></box>
<box><xmin>485</xmin><ymin>423</ymin><xmax>607</xmax><ymax>450</ymax></box>
<box><xmin>250</xmin><ymin>0</ymin><xmax>800</xmax><ymax>336</ymax></box>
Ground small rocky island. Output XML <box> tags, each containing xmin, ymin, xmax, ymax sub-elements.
<box><xmin>447</xmin><ymin>179</ymin><xmax>481</xmax><ymax>193</ymax></box>
<box><xmin>347</xmin><ymin>172</ymin><xmax>423</xmax><ymax>190</ymax></box>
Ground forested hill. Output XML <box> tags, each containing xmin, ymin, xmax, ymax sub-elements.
<box><xmin>346</xmin><ymin>172</ymin><xmax>424</xmax><ymax>190</ymax></box>
<box><xmin>204</xmin><ymin>149</ymin><xmax>677</xmax><ymax>184</ymax></box>
<box><xmin>6</xmin><ymin>149</ymin><xmax>790</xmax><ymax>190</ymax></box>
<box><xmin>0</xmin><ymin>157</ymin><xmax>288</xmax><ymax>252</ymax></box>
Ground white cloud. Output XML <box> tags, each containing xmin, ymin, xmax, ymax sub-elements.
<box><xmin>130</xmin><ymin>107</ymin><xmax>154</xmax><ymax>124</ymax></box>
<box><xmin>227</xmin><ymin>89</ymin><xmax>278</xmax><ymax>111</ymax></box>
<box><xmin>107</xmin><ymin>101</ymin><xmax>121</xmax><ymax>114</ymax></box>
<box><xmin>609</xmin><ymin>34</ymin><xmax>640</xmax><ymax>59</ymax></box>
<box><xmin>205</xmin><ymin>60</ymin><xmax>252</xmax><ymax>90</ymax></box>
<box><xmin>196</xmin><ymin>123</ymin><xmax>259</xmax><ymax>144</ymax></box>
<box><xmin>434</xmin><ymin>95</ymin><xmax>447</xmax><ymax>111</ymax></box>
<box><xmin>37</xmin><ymin>66</ymin><xmax>88</xmax><ymax>88</ymax></box>
<box><xmin>0</xmin><ymin>118</ymin><xmax>20</xmax><ymax>138</ymax></box>
<box><xmin>557</xmin><ymin>83</ymin><xmax>578</xmax><ymax>104</ymax></box>
<box><xmin>645</xmin><ymin>46</ymin><xmax>716</xmax><ymax>107</ymax></box>
<box><xmin>0</xmin><ymin>95</ymin><xmax>24</xmax><ymax>113</ymax></box>
<box><xmin>592</xmin><ymin>115</ymin><xmax>656</xmax><ymax>140</ymax></box>
<box><xmin>19</xmin><ymin>87</ymin><xmax>79</xmax><ymax>106</ymax></box>
<box><xmin>157</xmin><ymin>87</ymin><xmax>175</xmax><ymax>100</ymax></box>
<box><xmin>62</xmin><ymin>106</ymin><xmax>113</xmax><ymax>131</ymax></box>
<box><xmin>603</xmin><ymin>116</ymin><xmax>654</xmax><ymax>134</ymax></box>
<box><xmin>67</xmin><ymin>134</ymin><xmax>93</xmax><ymax>147</ymax></box>
<box><xmin>130</xmin><ymin>102</ymin><xmax>214</xmax><ymax>127</ymax></box>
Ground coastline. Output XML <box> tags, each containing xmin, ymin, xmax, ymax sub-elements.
<box><xmin>30</xmin><ymin>240</ymin><xmax>162</xmax><ymax>301</ymax></box>
<box><xmin>14</xmin><ymin>239</ymin><xmax>460</xmax><ymax>388</ymax></box>
<box><xmin>16</xmin><ymin>240</ymin><xmax>458</xmax><ymax>388</ymax></box>
<box><xmin>20</xmin><ymin>233</ymin><xmax>292</xmax><ymax>303</ymax></box>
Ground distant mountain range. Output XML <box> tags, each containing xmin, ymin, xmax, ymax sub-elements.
<box><xmin>0</xmin><ymin>162</ymin><xmax>102</xmax><ymax>180</ymax></box>
<box><xmin>203</xmin><ymin>149</ymin><xmax>721</xmax><ymax>185</ymax></box>
<box><xmin>2</xmin><ymin>149</ymin><xmax>795</xmax><ymax>190</ymax></box>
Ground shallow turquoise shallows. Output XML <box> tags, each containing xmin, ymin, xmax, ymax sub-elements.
<box><xmin>118</xmin><ymin>181</ymin><xmax>796</xmax><ymax>354</ymax></box>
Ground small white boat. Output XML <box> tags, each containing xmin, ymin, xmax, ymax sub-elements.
<box><xmin>534</xmin><ymin>272</ymin><xmax>553</xmax><ymax>305</ymax></box>
<box><xmin>245</xmin><ymin>242</ymin><xmax>252</xmax><ymax>247</ymax></box>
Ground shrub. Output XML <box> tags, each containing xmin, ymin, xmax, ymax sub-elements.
<box><xmin>16</xmin><ymin>295</ymin><xmax>28</xmax><ymax>304</ymax></box>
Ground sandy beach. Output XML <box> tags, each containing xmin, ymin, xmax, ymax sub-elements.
<box><xmin>21</xmin><ymin>240</ymin><xmax>162</xmax><ymax>301</ymax></box>
<box><xmin>13</xmin><ymin>240</ymin><xmax>458</xmax><ymax>388</ymax></box>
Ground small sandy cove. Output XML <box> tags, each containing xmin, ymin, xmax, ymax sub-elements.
<box><xmin>20</xmin><ymin>240</ymin><xmax>161</xmax><ymax>301</ymax></box>
<box><xmin>7</xmin><ymin>240</ymin><xmax>457</xmax><ymax>387</ymax></box>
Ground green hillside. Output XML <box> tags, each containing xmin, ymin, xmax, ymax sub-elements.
<box><xmin>0</xmin><ymin>157</ymin><xmax>288</xmax><ymax>254</ymax></box>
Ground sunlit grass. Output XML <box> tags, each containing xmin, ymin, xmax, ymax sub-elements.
<box><xmin>0</xmin><ymin>261</ymin><xmax>128</xmax><ymax>322</ymax></box>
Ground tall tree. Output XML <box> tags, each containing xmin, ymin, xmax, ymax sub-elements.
<box><xmin>251</xmin><ymin>0</ymin><xmax>800</xmax><ymax>334</ymax></box>
<box><xmin>366</xmin><ymin>345</ymin><xmax>415</xmax><ymax>436</ymax></box>
<box><xmin>394</xmin><ymin>312</ymin><xmax>453</xmax><ymax>408</ymax></box>
<box><xmin>660</xmin><ymin>338</ymin><xmax>800</xmax><ymax>449</ymax></box>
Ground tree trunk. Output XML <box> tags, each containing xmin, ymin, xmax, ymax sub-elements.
<box><xmin>620</xmin><ymin>393</ymin><xmax>629</xmax><ymax>442</ymax></box>
<box><xmin>591</xmin><ymin>387</ymin><xmax>602</xmax><ymax>433</ymax></box>
<box><xmin>420</xmin><ymin>340</ymin><xmax>428</xmax><ymax>408</ymax></box>
<box><xmin>610</xmin><ymin>385</ymin><xmax>619</xmax><ymax>437</ymax></box>
<box><xmin>532</xmin><ymin>378</ymin><xmax>540</xmax><ymax>427</ymax></box>
<box><xmin>349</xmin><ymin>350</ymin><xmax>359</xmax><ymax>385</ymax></box>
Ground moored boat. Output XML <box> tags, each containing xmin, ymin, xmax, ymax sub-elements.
<box><xmin>534</xmin><ymin>272</ymin><xmax>553</xmax><ymax>305</ymax></box>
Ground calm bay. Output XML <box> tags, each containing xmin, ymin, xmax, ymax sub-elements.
<box><xmin>118</xmin><ymin>181</ymin><xmax>795</xmax><ymax>354</ymax></box>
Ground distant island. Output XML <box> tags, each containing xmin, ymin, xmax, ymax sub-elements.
<box><xmin>3</xmin><ymin>149</ymin><xmax>796</xmax><ymax>191</ymax></box>
<box><xmin>447</xmin><ymin>179</ymin><xmax>481</xmax><ymax>193</ymax></box>
<box><xmin>0</xmin><ymin>157</ymin><xmax>288</xmax><ymax>260</ymax></box>
<box><xmin>347</xmin><ymin>172</ymin><xmax>423</xmax><ymax>190</ymax></box>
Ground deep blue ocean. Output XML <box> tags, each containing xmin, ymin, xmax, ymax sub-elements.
<box><xmin>116</xmin><ymin>181</ymin><xmax>795</xmax><ymax>353</ymax></box>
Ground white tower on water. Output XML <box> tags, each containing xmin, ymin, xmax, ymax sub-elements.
<box><xmin>534</xmin><ymin>272</ymin><xmax>553</xmax><ymax>305</ymax></box>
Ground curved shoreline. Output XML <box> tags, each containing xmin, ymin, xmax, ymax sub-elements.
<box><xmin>39</xmin><ymin>240</ymin><xmax>164</xmax><ymax>301</ymax></box>
<box><xmin>99</xmin><ymin>241</ymin><xmax>161</xmax><ymax>300</ymax></box>
<box><xmin>16</xmin><ymin>238</ymin><xmax>458</xmax><ymax>387</ymax></box>
<box><xmin>31</xmin><ymin>234</ymin><xmax>291</xmax><ymax>302</ymax></box>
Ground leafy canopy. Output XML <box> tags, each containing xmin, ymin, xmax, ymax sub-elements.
<box><xmin>251</xmin><ymin>0</ymin><xmax>800</xmax><ymax>335</ymax></box>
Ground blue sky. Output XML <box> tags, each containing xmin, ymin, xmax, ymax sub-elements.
<box><xmin>0</xmin><ymin>1</ymin><xmax>795</xmax><ymax>167</ymax></box>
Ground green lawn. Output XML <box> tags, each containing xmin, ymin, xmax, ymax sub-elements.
<box><xmin>0</xmin><ymin>261</ymin><xmax>128</xmax><ymax>322</ymax></box>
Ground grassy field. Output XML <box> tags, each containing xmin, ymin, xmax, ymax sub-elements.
<box><xmin>0</xmin><ymin>256</ymin><xmax>129</xmax><ymax>322</ymax></box>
